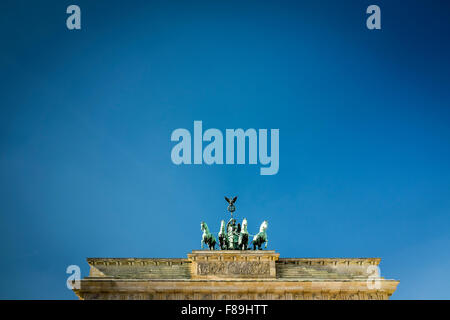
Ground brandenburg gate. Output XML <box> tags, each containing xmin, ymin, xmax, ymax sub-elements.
<box><xmin>73</xmin><ymin>197</ymin><xmax>399</xmax><ymax>300</ymax></box>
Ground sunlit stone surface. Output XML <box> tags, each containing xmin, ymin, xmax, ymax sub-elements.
<box><xmin>73</xmin><ymin>250</ymin><xmax>399</xmax><ymax>300</ymax></box>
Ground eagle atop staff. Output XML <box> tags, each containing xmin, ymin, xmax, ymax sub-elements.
<box><xmin>225</xmin><ymin>196</ymin><xmax>237</xmax><ymax>215</ymax></box>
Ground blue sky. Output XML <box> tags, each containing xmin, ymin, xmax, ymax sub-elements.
<box><xmin>1</xmin><ymin>0</ymin><xmax>450</xmax><ymax>299</ymax></box>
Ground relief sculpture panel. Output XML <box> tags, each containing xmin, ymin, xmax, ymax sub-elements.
<box><xmin>197</xmin><ymin>261</ymin><xmax>270</xmax><ymax>276</ymax></box>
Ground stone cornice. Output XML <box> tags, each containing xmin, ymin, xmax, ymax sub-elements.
<box><xmin>86</xmin><ymin>257</ymin><xmax>381</xmax><ymax>266</ymax></box>
<box><xmin>279</xmin><ymin>258</ymin><xmax>381</xmax><ymax>265</ymax></box>
<box><xmin>87</xmin><ymin>258</ymin><xmax>190</xmax><ymax>266</ymax></box>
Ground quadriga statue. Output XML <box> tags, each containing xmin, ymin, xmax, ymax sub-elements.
<box><xmin>199</xmin><ymin>197</ymin><xmax>269</xmax><ymax>251</ymax></box>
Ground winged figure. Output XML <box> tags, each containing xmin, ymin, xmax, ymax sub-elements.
<box><xmin>225</xmin><ymin>196</ymin><xmax>237</xmax><ymax>214</ymax></box>
<box><xmin>224</xmin><ymin>196</ymin><xmax>237</xmax><ymax>205</ymax></box>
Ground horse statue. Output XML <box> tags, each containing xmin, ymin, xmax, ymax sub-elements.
<box><xmin>238</xmin><ymin>218</ymin><xmax>249</xmax><ymax>250</ymax></box>
<box><xmin>252</xmin><ymin>220</ymin><xmax>268</xmax><ymax>250</ymax></box>
<box><xmin>200</xmin><ymin>221</ymin><xmax>216</xmax><ymax>250</ymax></box>
<box><xmin>218</xmin><ymin>220</ymin><xmax>228</xmax><ymax>250</ymax></box>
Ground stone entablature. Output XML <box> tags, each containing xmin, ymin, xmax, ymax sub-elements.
<box><xmin>76</xmin><ymin>281</ymin><xmax>396</xmax><ymax>300</ymax></box>
<box><xmin>74</xmin><ymin>251</ymin><xmax>399</xmax><ymax>300</ymax></box>
<box><xmin>188</xmin><ymin>250</ymin><xmax>278</xmax><ymax>279</ymax></box>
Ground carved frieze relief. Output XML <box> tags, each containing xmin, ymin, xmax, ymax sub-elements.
<box><xmin>196</xmin><ymin>261</ymin><xmax>270</xmax><ymax>275</ymax></box>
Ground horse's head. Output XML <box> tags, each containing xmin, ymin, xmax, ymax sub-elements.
<box><xmin>242</xmin><ymin>218</ymin><xmax>248</xmax><ymax>231</ymax></box>
<box><xmin>260</xmin><ymin>220</ymin><xmax>268</xmax><ymax>232</ymax></box>
<box><xmin>201</xmin><ymin>221</ymin><xmax>209</xmax><ymax>233</ymax></box>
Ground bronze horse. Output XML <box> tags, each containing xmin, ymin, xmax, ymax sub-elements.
<box><xmin>200</xmin><ymin>221</ymin><xmax>216</xmax><ymax>250</ymax></box>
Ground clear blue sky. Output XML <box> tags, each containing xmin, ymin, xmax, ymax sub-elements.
<box><xmin>1</xmin><ymin>0</ymin><xmax>450</xmax><ymax>299</ymax></box>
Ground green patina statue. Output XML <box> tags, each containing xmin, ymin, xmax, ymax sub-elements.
<box><xmin>224</xmin><ymin>196</ymin><xmax>237</xmax><ymax>216</ymax></box>
<box><xmin>226</xmin><ymin>217</ymin><xmax>240</xmax><ymax>249</ymax></box>
<box><xmin>252</xmin><ymin>220</ymin><xmax>268</xmax><ymax>250</ymax></box>
<box><xmin>238</xmin><ymin>218</ymin><xmax>249</xmax><ymax>250</ymax></box>
<box><xmin>200</xmin><ymin>221</ymin><xmax>216</xmax><ymax>250</ymax></box>
<box><xmin>200</xmin><ymin>196</ymin><xmax>269</xmax><ymax>250</ymax></box>
<box><xmin>218</xmin><ymin>220</ymin><xmax>227</xmax><ymax>250</ymax></box>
